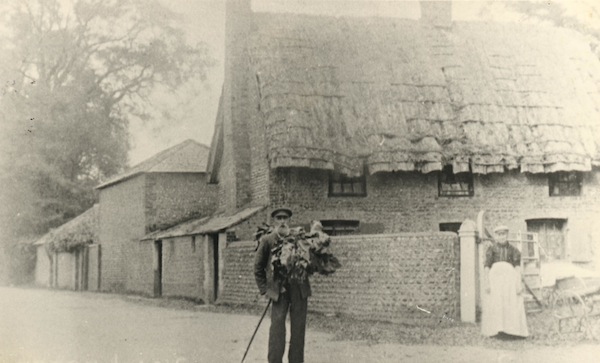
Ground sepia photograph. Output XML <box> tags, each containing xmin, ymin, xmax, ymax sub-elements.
<box><xmin>1</xmin><ymin>0</ymin><xmax>600</xmax><ymax>362</ymax></box>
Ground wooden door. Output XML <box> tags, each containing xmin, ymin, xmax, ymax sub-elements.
<box><xmin>526</xmin><ymin>219</ymin><xmax>566</xmax><ymax>261</ymax></box>
<box><xmin>154</xmin><ymin>240</ymin><xmax>163</xmax><ymax>297</ymax></box>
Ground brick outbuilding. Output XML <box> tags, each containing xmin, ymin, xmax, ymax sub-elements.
<box><xmin>96</xmin><ymin>139</ymin><xmax>217</xmax><ymax>294</ymax></box>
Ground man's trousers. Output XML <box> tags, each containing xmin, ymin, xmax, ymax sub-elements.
<box><xmin>268</xmin><ymin>283</ymin><xmax>308</xmax><ymax>363</ymax></box>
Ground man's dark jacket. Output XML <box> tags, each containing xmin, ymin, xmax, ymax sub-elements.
<box><xmin>254</xmin><ymin>231</ymin><xmax>312</xmax><ymax>302</ymax></box>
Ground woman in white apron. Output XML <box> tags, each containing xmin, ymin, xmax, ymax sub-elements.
<box><xmin>481</xmin><ymin>225</ymin><xmax>529</xmax><ymax>338</ymax></box>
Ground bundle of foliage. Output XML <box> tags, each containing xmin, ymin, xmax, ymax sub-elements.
<box><xmin>256</xmin><ymin>221</ymin><xmax>341</xmax><ymax>283</ymax></box>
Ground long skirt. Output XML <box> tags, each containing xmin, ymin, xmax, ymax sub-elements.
<box><xmin>481</xmin><ymin>261</ymin><xmax>529</xmax><ymax>337</ymax></box>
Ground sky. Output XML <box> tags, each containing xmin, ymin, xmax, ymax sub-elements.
<box><xmin>125</xmin><ymin>0</ymin><xmax>600</xmax><ymax>164</ymax></box>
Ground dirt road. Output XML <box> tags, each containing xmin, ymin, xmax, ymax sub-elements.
<box><xmin>0</xmin><ymin>287</ymin><xmax>598</xmax><ymax>363</ymax></box>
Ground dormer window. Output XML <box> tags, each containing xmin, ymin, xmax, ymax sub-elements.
<box><xmin>329</xmin><ymin>169</ymin><xmax>366</xmax><ymax>197</ymax></box>
<box><xmin>549</xmin><ymin>172</ymin><xmax>582</xmax><ymax>196</ymax></box>
<box><xmin>438</xmin><ymin>165</ymin><xmax>474</xmax><ymax>197</ymax></box>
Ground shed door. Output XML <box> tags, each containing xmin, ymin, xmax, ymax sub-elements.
<box><xmin>526</xmin><ymin>219</ymin><xmax>566</xmax><ymax>261</ymax></box>
<box><xmin>154</xmin><ymin>240</ymin><xmax>163</xmax><ymax>297</ymax></box>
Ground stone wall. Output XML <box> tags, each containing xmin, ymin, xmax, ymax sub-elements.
<box><xmin>145</xmin><ymin>173</ymin><xmax>217</xmax><ymax>232</ymax></box>
<box><xmin>219</xmin><ymin>233</ymin><xmax>460</xmax><ymax>325</ymax></box>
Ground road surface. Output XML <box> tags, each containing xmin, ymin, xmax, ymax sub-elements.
<box><xmin>0</xmin><ymin>287</ymin><xmax>598</xmax><ymax>363</ymax></box>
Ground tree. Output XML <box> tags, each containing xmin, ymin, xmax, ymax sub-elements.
<box><xmin>504</xmin><ymin>1</ymin><xmax>600</xmax><ymax>57</ymax></box>
<box><xmin>0</xmin><ymin>0</ymin><xmax>213</xmax><ymax>282</ymax></box>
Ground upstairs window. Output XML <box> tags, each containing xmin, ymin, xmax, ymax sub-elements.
<box><xmin>438</xmin><ymin>165</ymin><xmax>473</xmax><ymax>197</ymax></box>
<box><xmin>321</xmin><ymin>220</ymin><xmax>360</xmax><ymax>236</ymax></box>
<box><xmin>329</xmin><ymin>169</ymin><xmax>366</xmax><ymax>197</ymax></box>
<box><xmin>549</xmin><ymin>171</ymin><xmax>582</xmax><ymax>196</ymax></box>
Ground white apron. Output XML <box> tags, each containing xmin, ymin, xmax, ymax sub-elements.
<box><xmin>481</xmin><ymin>261</ymin><xmax>529</xmax><ymax>337</ymax></box>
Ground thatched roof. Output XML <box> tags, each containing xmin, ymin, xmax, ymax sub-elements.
<box><xmin>34</xmin><ymin>205</ymin><xmax>98</xmax><ymax>252</ymax></box>
<box><xmin>97</xmin><ymin>139</ymin><xmax>210</xmax><ymax>189</ymax></box>
<box><xmin>244</xmin><ymin>13</ymin><xmax>600</xmax><ymax>175</ymax></box>
<box><xmin>141</xmin><ymin>206</ymin><xmax>265</xmax><ymax>240</ymax></box>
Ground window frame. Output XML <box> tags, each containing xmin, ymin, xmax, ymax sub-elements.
<box><xmin>438</xmin><ymin>165</ymin><xmax>474</xmax><ymax>197</ymax></box>
<box><xmin>320</xmin><ymin>220</ymin><xmax>360</xmax><ymax>236</ymax></box>
<box><xmin>328</xmin><ymin>167</ymin><xmax>367</xmax><ymax>197</ymax></box>
<box><xmin>548</xmin><ymin>171</ymin><xmax>582</xmax><ymax>197</ymax></box>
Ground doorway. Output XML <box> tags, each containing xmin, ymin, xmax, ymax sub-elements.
<box><xmin>526</xmin><ymin>219</ymin><xmax>567</xmax><ymax>261</ymax></box>
<box><xmin>210</xmin><ymin>234</ymin><xmax>219</xmax><ymax>302</ymax></box>
<box><xmin>154</xmin><ymin>240</ymin><xmax>163</xmax><ymax>297</ymax></box>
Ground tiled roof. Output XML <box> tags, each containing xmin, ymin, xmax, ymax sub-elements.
<box><xmin>246</xmin><ymin>13</ymin><xmax>600</xmax><ymax>175</ymax></box>
<box><xmin>97</xmin><ymin>139</ymin><xmax>210</xmax><ymax>189</ymax></box>
<box><xmin>141</xmin><ymin>206</ymin><xmax>266</xmax><ymax>240</ymax></box>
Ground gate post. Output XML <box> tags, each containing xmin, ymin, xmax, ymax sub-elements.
<box><xmin>459</xmin><ymin>219</ymin><xmax>478</xmax><ymax>323</ymax></box>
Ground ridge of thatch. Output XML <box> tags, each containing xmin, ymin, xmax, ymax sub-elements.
<box><xmin>34</xmin><ymin>205</ymin><xmax>99</xmax><ymax>253</ymax></box>
<box><xmin>244</xmin><ymin>13</ymin><xmax>600</xmax><ymax>175</ymax></box>
<box><xmin>97</xmin><ymin>139</ymin><xmax>210</xmax><ymax>189</ymax></box>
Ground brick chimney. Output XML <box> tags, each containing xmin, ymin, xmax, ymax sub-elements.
<box><xmin>420</xmin><ymin>1</ymin><xmax>452</xmax><ymax>28</ymax></box>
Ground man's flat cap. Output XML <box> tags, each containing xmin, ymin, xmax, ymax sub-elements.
<box><xmin>271</xmin><ymin>207</ymin><xmax>293</xmax><ymax>218</ymax></box>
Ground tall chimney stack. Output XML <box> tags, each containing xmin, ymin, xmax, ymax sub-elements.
<box><xmin>420</xmin><ymin>1</ymin><xmax>452</xmax><ymax>28</ymax></box>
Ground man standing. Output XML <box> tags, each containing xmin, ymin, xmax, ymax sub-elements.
<box><xmin>254</xmin><ymin>207</ymin><xmax>311</xmax><ymax>363</ymax></box>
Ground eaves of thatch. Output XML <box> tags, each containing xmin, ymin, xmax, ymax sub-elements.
<box><xmin>244</xmin><ymin>13</ymin><xmax>600</xmax><ymax>176</ymax></box>
<box><xmin>33</xmin><ymin>205</ymin><xmax>98</xmax><ymax>253</ymax></box>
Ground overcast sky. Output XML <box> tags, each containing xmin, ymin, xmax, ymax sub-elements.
<box><xmin>126</xmin><ymin>0</ymin><xmax>600</xmax><ymax>164</ymax></box>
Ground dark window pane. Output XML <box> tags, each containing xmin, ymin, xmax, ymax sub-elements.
<box><xmin>332</xmin><ymin>182</ymin><xmax>342</xmax><ymax>194</ymax></box>
<box><xmin>342</xmin><ymin>183</ymin><xmax>354</xmax><ymax>193</ymax></box>
<box><xmin>353</xmin><ymin>182</ymin><xmax>363</xmax><ymax>194</ymax></box>
<box><xmin>329</xmin><ymin>168</ymin><xmax>367</xmax><ymax>197</ymax></box>
<box><xmin>439</xmin><ymin>166</ymin><xmax>473</xmax><ymax>197</ymax></box>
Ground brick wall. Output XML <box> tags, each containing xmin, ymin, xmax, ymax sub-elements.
<box><xmin>220</xmin><ymin>233</ymin><xmax>460</xmax><ymax>325</ymax></box>
<box><xmin>145</xmin><ymin>173</ymin><xmax>217</xmax><ymax>232</ymax></box>
<box><xmin>124</xmin><ymin>240</ymin><xmax>154</xmax><ymax>295</ymax></box>
<box><xmin>269</xmin><ymin>168</ymin><xmax>600</xmax><ymax>265</ymax></box>
<box><xmin>161</xmin><ymin>235</ymin><xmax>205</xmax><ymax>300</ymax></box>
<box><xmin>98</xmin><ymin>175</ymin><xmax>146</xmax><ymax>292</ymax></box>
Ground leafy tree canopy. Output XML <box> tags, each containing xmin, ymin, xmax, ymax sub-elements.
<box><xmin>505</xmin><ymin>1</ymin><xmax>600</xmax><ymax>57</ymax></box>
<box><xmin>0</xmin><ymin>0</ymin><xmax>213</xmax><ymax>240</ymax></box>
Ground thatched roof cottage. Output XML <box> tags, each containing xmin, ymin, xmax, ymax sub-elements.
<box><xmin>207</xmin><ymin>0</ymin><xmax>600</xmax><ymax>268</ymax></box>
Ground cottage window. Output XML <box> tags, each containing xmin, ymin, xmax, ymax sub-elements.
<box><xmin>439</xmin><ymin>222</ymin><xmax>462</xmax><ymax>233</ymax></box>
<box><xmin>549</xmin><ymin>172</ymin><xmax>582</xmax><ymax>196</ymax></box>
<box><xmin>438</xmin><ymin>165</ymin><xmax>473</xmax><ymax>197</ymax></box>
<box><xmin>321</xmin><ymin>220</ymin><xmax>359</xmax><ymax>236</ymax></box>
<box><xmin>329</xmin><ymin>169</ymin><xmax>366</xmax><ymax>197</ymax></box>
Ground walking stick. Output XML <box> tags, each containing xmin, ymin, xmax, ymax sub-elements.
<box><xmin>241</xmin><ymin>299</ymin><xmax>272</xmax><ymax>363</ymax></box>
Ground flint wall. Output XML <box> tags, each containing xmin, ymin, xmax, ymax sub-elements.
<box><xmin>219</xmin><ymin>232</ymin><xmax>460</xmax><ymax>325</ymax></box>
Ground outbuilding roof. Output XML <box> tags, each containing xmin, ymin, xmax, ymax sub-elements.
<box><xmin>33</xmin><ymin>205</ymin><xmax>98</xmax><ymax>252</ymax></box>
<box><xmin>141</xmin><ymin>206</ymin><xmax>266</xmax><ymax>240</ymax></box>
<box><xmin>245</xmin><ymin>13</ymin><xmax>600</xmax><ymax>175</ymax></box>
<box><xmin>97</xmin><ymin>139</ymin><xmax>210</xmax><ymax>189</ymax></box>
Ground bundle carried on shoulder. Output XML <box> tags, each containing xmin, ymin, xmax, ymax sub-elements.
<box><xmin>255</xmin><ymin>220</ymin><xmax>341</xmax><ymax>283</ymax></box>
